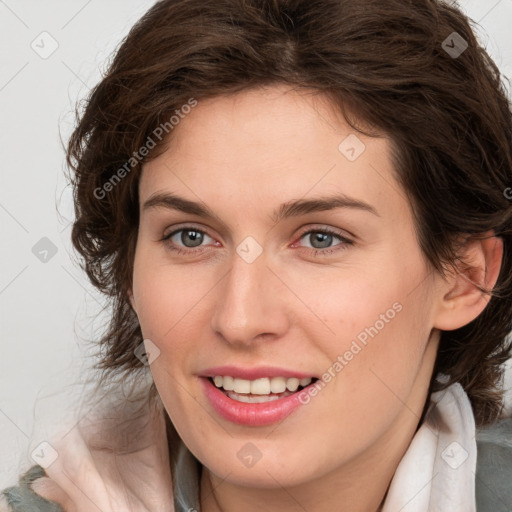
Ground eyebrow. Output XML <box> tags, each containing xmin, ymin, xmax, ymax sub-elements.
<box><xmin>142</xmin><ymin>191</ymin><xmax>379</xmax><ymax>223</ymax></box>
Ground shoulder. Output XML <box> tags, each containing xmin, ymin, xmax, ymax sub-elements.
<box><xmin>475</xmin><ymin>416</ymin><xmax>512</xmax><ymax>512</ymax></box>
<box><xmin>0</xmin><ymin>464</ymin><xmax>65</xmax><ymax>512</ymax></box>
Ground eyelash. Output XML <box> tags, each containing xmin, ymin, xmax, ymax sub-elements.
<box><xmin>160</xmin><ymin>226</ymin><xmax>354</xmax><ymax>257</ymax></box>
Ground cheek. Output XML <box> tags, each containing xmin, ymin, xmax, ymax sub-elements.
<box><xmin>286</xmin><ymin>260</ymin><xmax>417</xmax><ymax>352</ymax></box>
<box><xmin>291</xmin><ymin>253</ymin><xmax>433</xmax><ymax>403</ymax></box>
<box><xmin>324</xmin><ymin>283</ymin><xmax>432</xmax><ymax>429</ymax></box>
<box><xmin>132</xmin><ymin>247</ymin><xmax>216</xmax><ymax>343</ymax></box>
<box><xmin>131</xmin><ymin>252</ymin><xmax>211</xmax><ymax>434</ymax></box>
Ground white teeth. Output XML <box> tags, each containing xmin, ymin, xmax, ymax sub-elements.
<box><xmin>223</xmin><ymin>376</ymin><xmax>234</xmax><ymax>391</ymax></box>
<box><xmin>270</xmin><ymin>376</ymin><xmax>287</xmax><ymax>393</ymax></box>
<box><xmin>251</xmin><ymin>378</ymin><xmax>271</xmax><ymax>395</ymax></box>
<box><xmin>233</xmin><ymin>378</ymin><xmax>251</xmax><ymax>393</ymax></box>
<box><xmin>212</xmin><ymin>376</ymin><xmax>313</xmax><ymax>395</ymax></box>
<box><xmin>286</xmin><ymin>377</ymin><xmax>300</xmax><ymax>392</ymax></box>
<box><xmin>227</xmin><ymin>391</ymin><xmax>284</xmax><ymax>403</ymax></box>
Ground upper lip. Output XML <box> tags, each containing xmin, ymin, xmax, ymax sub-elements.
<box><xmin>199</xmin><ymin>365</ymin><xmax>317</xmax><ymax>380</ymax></box>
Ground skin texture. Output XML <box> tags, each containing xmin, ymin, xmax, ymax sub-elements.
<box><xmin>129</xmin><ymin>84</ymin><xmax>503</xmax><ymax>512</ymax></box>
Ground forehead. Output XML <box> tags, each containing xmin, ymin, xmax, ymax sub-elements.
<box><xmin>139</xmin><ymin>85</ymin><xmax>403</xmax><ymax>222</ymax></box>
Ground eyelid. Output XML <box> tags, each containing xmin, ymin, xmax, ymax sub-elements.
<box><xmin>161</xmin><ymin>220</ymin><xmax>213</xmax><ymax>236</ymax></box>
<box><xmin>293</xmin><ymin>225</ymin><xmax>354</xmax><ymax>245</ymax></box>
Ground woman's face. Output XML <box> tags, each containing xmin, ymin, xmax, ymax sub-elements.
<box><xmin>131</xmin><ymin>84</ymin><xmax>444</xmax><ymax>487</ymax></box>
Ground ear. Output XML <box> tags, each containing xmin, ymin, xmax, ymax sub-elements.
<box><xmin>433</xmin><ymin>231</ymin><xmax>503</xmax><ymax>331</ymax></box>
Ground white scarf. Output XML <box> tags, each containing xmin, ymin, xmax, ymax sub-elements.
<box><xmin>382</xmin><ymin>381</ymin><xmax>477</xmax><ymax>512</ymax></box>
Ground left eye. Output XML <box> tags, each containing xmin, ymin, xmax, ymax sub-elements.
<box><xmin>294</xmin><ymin>228</ymin><xmax>352</xmax><ymax>254</ymax></box>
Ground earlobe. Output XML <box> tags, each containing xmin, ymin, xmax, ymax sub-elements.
<box><xmin>433</xmin><ymin>232</ymin><xmax>503</xmax><ymax>331</ymax></box>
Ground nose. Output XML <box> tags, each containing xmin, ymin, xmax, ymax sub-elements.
<box><xmin>210</xmin><ymin>247</ymin><xmax>290</xmax><ymax>347</ymax></box>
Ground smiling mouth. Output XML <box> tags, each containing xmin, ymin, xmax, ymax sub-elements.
<box><xmin>208</xmin><ymin>376</ymin><xmax>319</xmax><ymax>403</ymax></box>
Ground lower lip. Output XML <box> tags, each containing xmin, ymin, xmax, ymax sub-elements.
<box><xmin>201</xmin><ymin>377</ymin><xmax>312</xmax><ymax>426</ymax></box>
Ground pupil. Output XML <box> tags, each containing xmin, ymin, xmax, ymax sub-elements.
<box><xmin>183</xmin><ymin>230</ymin><xmax>202</xmax><ymax>247</ymax></box>
<box><xmin>311</xmin><ymin>232</ymin><xmax>331</xmax><ymax>249</ymax></box>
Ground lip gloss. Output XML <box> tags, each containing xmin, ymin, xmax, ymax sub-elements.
<box><xmin>201</xmin><ymin>377</ymin><xmax>312</xmax><ymax>426</ymax></box>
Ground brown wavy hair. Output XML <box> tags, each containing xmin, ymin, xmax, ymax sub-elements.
<box><xmin>66</xmin><ymin>0</ymin><xmax>512</xmax><ymax>427</ymax></box>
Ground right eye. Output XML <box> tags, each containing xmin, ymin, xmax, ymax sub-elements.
<box><xmin>161</xmin><ymin>226</ymin><xmax>218</xmax><ymax>254</ymax></box>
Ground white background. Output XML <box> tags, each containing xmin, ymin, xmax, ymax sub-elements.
<box><xmin>1</xmin><ymin>0</ymin><xmax>511</xmax><ymax>487</ymax></box>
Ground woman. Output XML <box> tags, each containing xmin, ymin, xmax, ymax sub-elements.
<box><xmin>2</xmin><ymin>0</ymin><xmax>512</xmax><ymax>510</ymax></box>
